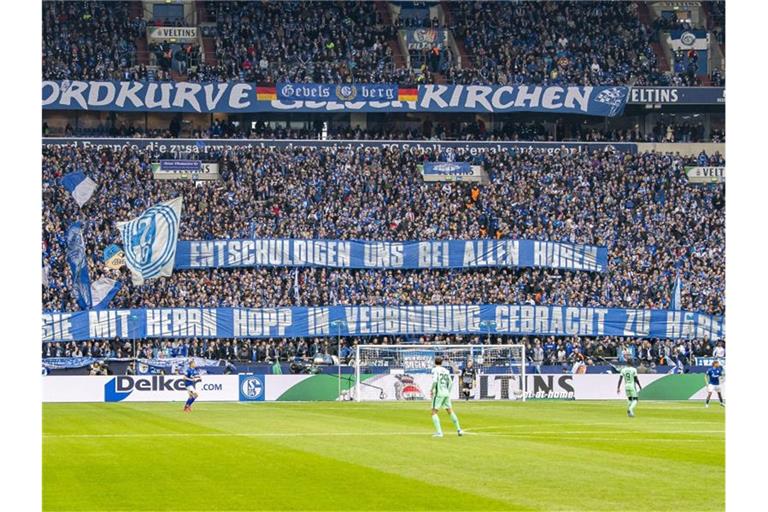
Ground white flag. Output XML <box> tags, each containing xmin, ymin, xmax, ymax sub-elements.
<box><xmin>90</xmin><ymin>277</ymin><xmax>122</xmax><ymax>309</ymax></box>
<box><xmin>61</xmin><ymin>171</ymin><xmax>98</xmax><ymax>207</ymax></box>
<box><xmin>116</xmin><ymin>197</ymin><xmax>183</xmax><ymax>285</ymax></box>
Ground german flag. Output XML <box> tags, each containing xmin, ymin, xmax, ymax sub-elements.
<box><xmin>256</xmin><ymin>86</ymin><xmax>277</xmax><ymax>101</ymax></box>
<box><xmin>398</xmin><ymin>87</ymin><xmax>418</xmax><ymax>102</ymax></box>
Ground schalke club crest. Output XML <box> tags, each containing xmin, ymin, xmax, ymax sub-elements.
<box><xmin>118</xmin><ymin>197</ymin><xmax>182</xmax><ymax>284</ymax></box>
<box><xmin>336</xmin><ymin>84</ymin><xmax>358</xmax><ymax>101</ymax></box>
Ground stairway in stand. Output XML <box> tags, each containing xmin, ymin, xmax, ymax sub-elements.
<box><xmin>439</xmin><ymin>1</ymin><xmax>473</xmax><ymax>69</ymax></box>
<box><xmin>637</xmin><ymin>1</ymin><xmax>669</xmax><ymax>72</ymax></box>
<box><xmin>130</xmin><ymin>1</ymin><xmax>149</xmax><ymax>65</ymax></box>
<box><xmin>197</xmin><ymin>2</ymin><xmax>218</xmax><ymax>66</ymax></box>
<box><xmin>375</xmin><ymin>0</ymin><xmax>408</xmax><ymax>69</ymax></box>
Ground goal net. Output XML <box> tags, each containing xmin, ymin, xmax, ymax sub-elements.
<box><xmin>349</xmin><ymin>344</ymin><xmax>526</xmax><ymax>402</ymax></box>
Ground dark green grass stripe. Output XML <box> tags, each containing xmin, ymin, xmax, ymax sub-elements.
<box><xmin>44</xmin><ymin>434</ymin><xmax>523</xmax><ymax>511</ymax></box>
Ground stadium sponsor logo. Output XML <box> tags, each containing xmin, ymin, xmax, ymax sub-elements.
<box><xmin>104</xmin><ymin>376</ymin><xmax>224</xmax><ymax>402</ymax></box>
<box><xmin>526</xmin><ymin>376</ymin><xmax>576</xmax><ymax>400</ymax></box>
<box><xmin>239</xmin><ymin>375</ymin><xmax>265</xmax><ymax>401</ymax></box>
<box><xmin>147</xmin><ymin>27</ymin><xmax>198</xmax><ymax>42</ymax></box>
<box><xmin>685</xmin><ymin>166</ymin><xmax>724</xmax><ymax>184</ymax></box>
<box><xmin>104</xmin><ymin>376</ymin><xmax>186</xmax><ymax>402</ymax></box>
<box><xmin>394</xmin><ymin>374</ymin><xmax>425</xmax><ymax>400</ymax></box>
<box><xmin>628</xmin><ymin>87</ymin><xmax>724</xmax><ymax>105</ymax></box>
<box><xmin>477</xmin><ymin>375</ymin><xmax>575</xmax><ymax>400</ymax></box>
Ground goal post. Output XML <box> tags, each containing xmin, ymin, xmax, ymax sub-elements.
<box><xmin>351</xmin><ymin>344</ymin><xmax>526</xmax><ymax>402</ymax></box>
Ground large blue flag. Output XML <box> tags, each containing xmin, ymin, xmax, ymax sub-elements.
<box><xmin>671</xmin><ymin>272</ymin><xmax>682</xmax><ymax>310</ymax></box>
<box><xmin>65</xmin><ymin>221</ymin><xmax>92</xmax><ymax>309</ymax></box>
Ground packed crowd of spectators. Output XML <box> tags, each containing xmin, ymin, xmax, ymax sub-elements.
<box><xmin>43</xmin><ymin>144</ymin><xmax>725</xmax><ymax>323</ymax></box>
<box><xmin>43</xmin><ymin>1</ymin><xmax>725</xmax><ymax>87</ymax></box>
<box><xmin>149</xmin><ymin>41</ymin><xmax>202</xmax><ymax>74</ymax></box>
<box><xmin>195</xmin><ymin>1</ymin><xmax>410</xmax><ymax>84</ymax></box>
<box><xmin>42</xmin><ymin>1</ymin><xmax>146</xmax><ymax>81</ymax></box>
<box><xmin>445</xmin><ymin>1</ymin><xmax>667</xmax><ymax>86</ymax></box>
<box><xmin>566</xmin><ymin>121</ymin><xmax>724</xmax><ymax>144</ymax></box>
<box><xmin>708</xmin><ymin>1</ymin><xmax>725</xmax><ymax>46</ymax></box>
<box><xmin>46</xmin><ymin>118</ymin><xmax>726</xmax><ymax>143</ymax></box>
<box><xmin>43</xmin><ymin>335</ymin><xmax>724</xmax><ymax>371</ymax></box>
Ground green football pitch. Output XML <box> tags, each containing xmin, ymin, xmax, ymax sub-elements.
<box><xmin>43</xmin><ymin>400</ymin><xmax>724</xmax><ymax>511</ymax></box>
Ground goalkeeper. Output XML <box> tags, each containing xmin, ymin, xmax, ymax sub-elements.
<box><xmin>460</xmin><ymin>359</ymin><xmax>477</xmax><ymax>400</ymax></box>
<box><xmin>430</xmin><ymin>356</ymin><xmax>463</xmax><ymax>438</ymax></box>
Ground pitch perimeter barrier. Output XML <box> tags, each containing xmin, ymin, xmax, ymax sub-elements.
<box><xmin>42</xmin><ymin>374</ymin><xmax>721</xmax><ymax>402</ymax></box>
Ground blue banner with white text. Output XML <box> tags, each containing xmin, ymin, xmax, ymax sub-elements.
<box><xmin>41</xmin><ymin>137</ymin><xmax>639</xmax><ymax>156</ymax></box>
<box><xmin>42</xmin><ymin>81</ymin><xmax>629</xmax><ymax>116</ymax></box>
<box><xmin>42</xmin><ymin>305</ymin><xmax>724</xmax><ymax>342</ymax></box>
<box><xmin>422</xmin><ymin>161</ymin><xmax>473</xmax><ymax>177</ymax></box>
<box><xmin>173</xmin><ymin>239</ymin><xmax>609</xmax><ymax>272</ymax></box>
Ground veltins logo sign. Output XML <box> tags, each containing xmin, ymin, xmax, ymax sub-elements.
<box><xmin>239</xmin><ymin>375</ymin><xmax>265</xmax><ymax>401</ymax></box>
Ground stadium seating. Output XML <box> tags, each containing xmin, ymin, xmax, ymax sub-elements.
<box><xmin>42</xmin><ymin>144</ymin><xmax>724</xmax><ymax>365</ymax></box>
<box><xmin>42</xmin><ymin>1</ymin><xmax>147</xmax><ymax>81</ymax></box>
<box><xmin>42</xmin><ymin>0</ymin><xmax>725</xmax><ymax>86</ymax></box>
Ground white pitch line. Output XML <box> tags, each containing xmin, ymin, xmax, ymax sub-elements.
<box><xmin>43</xmin><ymin>429</ymin><xmax>723</xmax><ymax>440</ymax></box>
<box><xmin>43</xmin><ymin>432</ymin><xmax>444</xmax><ymax>439</ymax></box>
<box><xmin>467</xmin><ymin>421</ymin><xmax>722</xmax><ymax>431</ymax></box>
<box><xmin>473</xmin><ymin>430</ymin><xmax>724</xmax><ymax>436</ymax></box>
<box><xmin>475</xmin><ymin>434</ymin><xmax>720</xmax><ymax>443</ymax></box>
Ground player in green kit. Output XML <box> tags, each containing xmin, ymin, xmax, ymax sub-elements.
<box><xmin>430</xmin><ymin>356</ymin><xmax>463</xmax><ymax>438</ymax></box>
<box><xmin>617</xmin><ymin>353</ymin><xmax>643</xmax><ymax>417</ymax></box>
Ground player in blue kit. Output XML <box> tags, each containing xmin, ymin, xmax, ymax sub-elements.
<box><xmin>183</xmin><ymin>360</ymin><xmax>202</xmax><ymax>413</ymax></box>
<box><xmin>704</xmin><ymin>360</ymin><xmax>725</xmax><ymax>408</ymax></box>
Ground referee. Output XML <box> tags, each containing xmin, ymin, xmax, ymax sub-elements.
<box><xmin>460</xmin><ymin>360</ymin><xmax>478</xmax><ymax>400</ymax></box>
